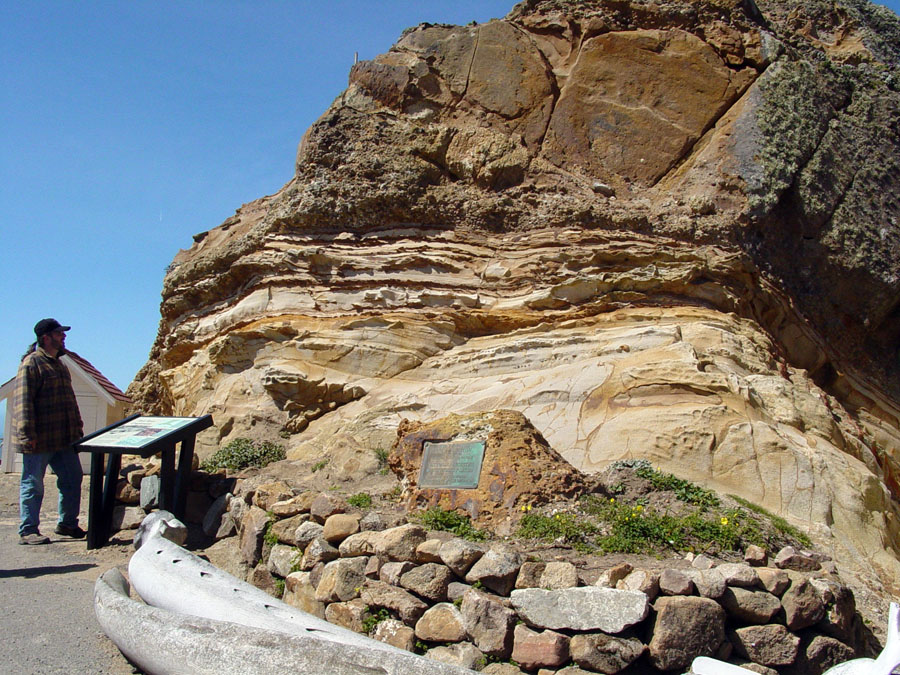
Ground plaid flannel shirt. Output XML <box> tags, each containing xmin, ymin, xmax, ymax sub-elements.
<box><xmin>13</xmin><ymin>347</ymin><xmax>83</xmax><ymax>454</ymax></box>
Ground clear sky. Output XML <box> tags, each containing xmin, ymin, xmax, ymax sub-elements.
<box><xmin>2</xmin><ymin>0</ymin><xmax>899</xmax><ymax>404</ymax></box>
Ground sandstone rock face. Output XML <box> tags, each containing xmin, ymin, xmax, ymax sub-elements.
<box><xmin>129</xmin><ymin>0</ymin><xmax>900</xmax><ymax>597</ymax></box>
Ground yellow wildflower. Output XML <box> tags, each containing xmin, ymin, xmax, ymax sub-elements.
<box><xmin>720</xmin><ymin>517</ymin><xmax>729</xmax><ymax>526</ymax></box>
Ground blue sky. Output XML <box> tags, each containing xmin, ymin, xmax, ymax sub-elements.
<box><xmin>2</xmin><ymin>0</ymin><xmax>899</xmax><ymax>406</ymax></box>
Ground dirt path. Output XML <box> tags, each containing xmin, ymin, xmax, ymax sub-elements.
<box><xmin>0</xmin><ymin>470</ymin><xmax>137</xmax><ymax>674</ymax></box>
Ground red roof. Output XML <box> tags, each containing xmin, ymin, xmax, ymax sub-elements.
<box><xmin>66</xmin><ymin>351</ymin><xmax>132</xmax><ymax>404</ymax></box>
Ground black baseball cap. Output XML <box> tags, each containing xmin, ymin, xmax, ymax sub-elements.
<box><xmin>34</xmin><ymin>318</ymin><xmax>71</xmax><ymax>338</ymax></box>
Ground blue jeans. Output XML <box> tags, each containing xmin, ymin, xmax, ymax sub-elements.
<box><xmin>19</xmin><ymin>449</ymin><xmax>83</xmax><ymax>536</ymax></box>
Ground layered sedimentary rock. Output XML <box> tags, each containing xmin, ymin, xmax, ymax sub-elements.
<box><xmin>129</xmin><ymin>0</ymin><xmax>900</xmax><ymax>592</ymax></box>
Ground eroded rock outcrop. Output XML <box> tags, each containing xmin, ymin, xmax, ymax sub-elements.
<box><xmin>129</xmin><ymin>0</ymin><xmax>900</xmax><ymax>596</ymax></box>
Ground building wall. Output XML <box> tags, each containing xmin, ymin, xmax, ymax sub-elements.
<box><xmin>1</xmin><ymin>374</ymin><xmax>130</xmax><ymax>473</ymax></box>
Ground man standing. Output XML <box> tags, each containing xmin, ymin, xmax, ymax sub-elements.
<box><xmin>13</xmin><ymin>318</ymin><xmax>85</xmax><ymax>544</ymax></box>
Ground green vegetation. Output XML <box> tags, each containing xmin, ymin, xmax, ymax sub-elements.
<box><xmin>362</xmin><ymin>607</ymin><xmax>392</xmax><ymax>634</ymax></box>
<box><xmin>347</xmin><ymin>492</ymin><xmax>373</xmax><ymax>509</ymax></box>
<box><xmin>634</xmin><ymin>465</ymin><xmax>720</xmax><ymax>509</ymax></box>
<box><xmin>289</xmin><ymin>548</ymin><xmax>304</xmax><ymax>574</ymax></box>
<box><xmin>517</xmin><ymin>512</ymin><xmax>598</xmax><ymax>553</ymax></box>
<box><xmin>263</xmin><ymin>515</ymin><xmax>279</xmax><ymax>547</ymax></box>
<box><xmin>201</xmin><ymin>437</ymin><xmax>285</xmax><ymax>472</ymax></box>
<box><xmin>513</xmin><ymin>462</ymin><xmax>813</xmax><ymax>557</ymax></box>
<box><xmin>412</xmin><ymin>507</ymin><xmax>488</xmax><ymax>541</ymax></box>
<box><xmin>518</xmin><ymin>495</ymin><xmax>761</xmax><ymax>556</ymax></box>
<box><xmin>374</xmin><ymin>447</ymin><xmax>389</xmax><ymax>475</ymax></box>
<box><xmin>730</xmin><ymin>495</ymin><xmax>812</xmax><ymax>547</ymax></box>
<box><xmin>311</xmin><ymin>458</ymin><xmax>330</xmax><ymax>472</ymax></box>
<box><xmin>274</xmin><ymin>577</ymin><xmax>285</xmax><ymax>597</ymax></box>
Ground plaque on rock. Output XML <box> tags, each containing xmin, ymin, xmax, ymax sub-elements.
<box><xmin>418</xmin><ymin>440</ymin><xmax>486</xmax><ymax>489</ymax></box>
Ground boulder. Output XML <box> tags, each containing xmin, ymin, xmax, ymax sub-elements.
<box><xmin>460</xmin><ymin>590</ymin><xmax>517</xmax><ymax>658</ymax></box>
<box><xmin>540</xmin><ymin>562</ymin><xmax>579</xmax><ymax>590</ymax></box>
<box><xmin>309</xmin><ymin>493</ymin><xmax>347</xmax><ymax>523</ymax></box>
<box><xmin>361</xmin><ymin>581</ymin><xmax>429</xmax><ymax>625</ymax></box>
<box><xmin>283</xmin><ymin>571</ymin><xmax>325</xmax><ymax>618</ymax></box>
<box><xmin>252</xmin><ymin>481</ymin><xmax>293</xmax><ymax>510</ymax></box>
<box><xmin>322</xmin><ymin>513</ymin><xmax>361</xmax><ymax>544</ymax></box>
<box><xmin>719</xmin><ymin>587</ymin><xmax>782</xmax><ymax>624</ymax></box>
<box><xmin>376</xmin><ymin>524</ymin><xmax>427</xmax><ymax>562</ymax></box>
<box><xmin>390</xmin><ymin>411</ymin><xmax>589</xmax><ymax>533</ymax></box>
<box><xmin>415</xmin><ymin>603</ymin><xmax>467</xmax><ymax>643</ymax></box>
<box><xmin>465</xmin><ymin>548</ymin><xmax>522</xmax><ymax>596</ymax></box>
<box><xmin>400</xmin><ymin>563</ymin><xmax>454</xmax><ymax>602</ymax></box>
<box><xmin>510</xmin><ymin>587</ymin><xmax>649</xmax><ymax>633</ymax></box>
<box><xmin>781</xmin><ymin>575</ymin><xmax>826</xmax><ymax>631</ymax></box>
<box><xmin>314</xmin><ymin>557</ymin><xmax>367</xmax><ymax>603</ymax></box>
<box><xmin>424</xmin><ymin>642</ymin><xmax>484</xmax><ymax>671</ymax></box>
<box><xmin>570</xmin><ymin>633</ymin><xmax>645</xmax><ymax>674</ymax></box>
<box><xmin>266</xmin><ymin>543</ymin><xmax>301</xmax><ymax>578</ymax></box>
<box><xmin>511</xmin><ymin>624</ymin><xmax>570</xmax><ymax>671</ymax></box>
<box><xmin>440</xmin><ymin>539</ymin><xmax>485</xmax><ymax>577</ymax></box>
<box><xmin>648</xmin><ymin>596</ymin><xmax>726</xmax><ymax>671</ymax></box>
<box><xmin>324</xmin><ymin>598</ymin><xmax>368</xmax><ymax>633</ymax></box>
<box><xmin>239</xmin><ymin>506</ymin><xmax>270</xmax><ymax>567</ymax></box>
<box><xmin>730</xmin><ymin>625</ymin><xmax>801</xmax><ymax>667</ymax></box>
<box><xmin>373</xmin><ymin>618</ymin><xmax>416</xmax><ymax>652</ymax></box>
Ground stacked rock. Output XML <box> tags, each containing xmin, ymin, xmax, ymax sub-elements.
<box><xmin>211</xmin><ymin>483</ymin><xmax>865</xmax><ymax>674</ymax></box>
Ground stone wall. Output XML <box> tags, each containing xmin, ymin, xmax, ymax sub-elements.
<box><xmin>208</xmin><ymin>480</ymin><xmax>873</xmax><ymax>675</ymax></box>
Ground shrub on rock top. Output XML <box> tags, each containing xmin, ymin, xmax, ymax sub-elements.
<box><xmin>201</xmin><ymin>437</ymin><xmax>286</xmax><ymax>472</ymax></box>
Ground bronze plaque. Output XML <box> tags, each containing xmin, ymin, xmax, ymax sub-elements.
<box><xmin>418</xmin><ymin>440</ymin><xmax>486</xmax><ymax>489</ymax></box>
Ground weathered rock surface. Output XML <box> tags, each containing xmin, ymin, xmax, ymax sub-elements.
<box><xmin>648</xmin><ymin>596</ymin><xmax>726</xmax><ymax>670</ymax></box>
<box><xmin>129</xmin><ymin>0</ymin><xmax>900</xmax><ymax>605</ymax></box>
<box><xmin>509</xmin><ymin>587</ymin><xmax>649</xmax><ymax>632</ymax></box>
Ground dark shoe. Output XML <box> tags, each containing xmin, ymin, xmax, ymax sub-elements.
<box><xmin>19</xmin><ymin>532</ymin><xmax>50</xmax><ymax>545</ymax></box>
<box><xmin>54</xmin><ymin>524</ymin><xmax>86</xmax><ymax>539</ymax></box>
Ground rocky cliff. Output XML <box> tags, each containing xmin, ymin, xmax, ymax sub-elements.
<box><xmin>129</xmin><ymin>0</ymin><xmax>900</xmax><ymax>596</ymax></box>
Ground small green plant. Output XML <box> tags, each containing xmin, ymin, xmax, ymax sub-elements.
<box><xmin>289</xmin><ymin>548</ymin><xmax>303</xmax><ymax>574</ymax></box>
<box><xmin>263</xmin><ymin>511</ymin><xmax>280</xmax><ymax>547</ymax></box>
<box><xmin>361</xmin><ymin>607</ymin><xmax>392</xmax><ymax>634</ymax></box>
<box><xmin>201</xmin><ymin>438</ymin><xmax>286</xmax><ymax>472</ymax></box>
<box><xmin>311</xmin><ymin>458</ymin><xmax>330</xmax><ymax>472</ymax></box>
<box><xmin>635</xmin><ymin>465</ymin><xmax>720</xmax><ymax>509</ymax></box>
<box><xmin>374</xmin><ymin>447</ymin><xmax>389</xmax><ymax>475</ymax></box>
<box><xmin>274</xmin><ymin>577</ymin><xmax>285</xmax><ymax>597</ymax></box>
<box><xmin>412</xmin><ymin>507</ymin><xmax>488</xmax><ymax>541</ymax></box>
<box><xmin>517</xmin><ymin>511</ymin><xmax>598</xmax><ymax>551</ymax></box>
<box><xmin>347</xmin><ymin>492</ymin><xmax>373</xmax><ymax>509</ymax></box>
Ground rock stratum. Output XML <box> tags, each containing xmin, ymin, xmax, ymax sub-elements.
<box><xmin>129</xmin><ymin>0</ymin><xmax>900</xmax><ymax>599</ymax></box>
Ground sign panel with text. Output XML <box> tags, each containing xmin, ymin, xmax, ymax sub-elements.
<box><xmin>78</xmin><ymin>416</ymin><xmax>198</xmax><ymax>450</ymax></box>
<box><xmin>418</xmin><ymin>440</ymin><xmax>486</xmax><ymax>489</ymax></box>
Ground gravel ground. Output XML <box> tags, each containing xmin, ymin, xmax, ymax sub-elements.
<box><xmin>0</xmin><ymin>470</ymin><xmax>139</xmax><ymax>674</ymax></box>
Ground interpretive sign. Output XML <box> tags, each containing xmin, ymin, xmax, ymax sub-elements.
<box><xmin>419</xmin><ymin>440</ymin><xmax>485</xmax><ymax>489</ymax></box>
<box><xmin>79</xmin><ymin>416</ymin><xmax>199</xmax><ymax>450</ymax></box>
<box><xmin>74</xmin><ymin>414</ymin><xmax>213</xmax><ymax>549</ymax></box>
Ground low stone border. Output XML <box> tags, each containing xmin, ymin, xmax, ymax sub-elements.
<box><xmin>203</xmin><ymin>480</ymin><xmax>869</xmax><ymax>674</ymax></box>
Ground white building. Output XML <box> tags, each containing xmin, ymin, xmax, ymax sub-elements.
<box><xmin>0</xmin><ymin>351</ymin><xmax>131</xmax><ymax>472</ymax></box>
